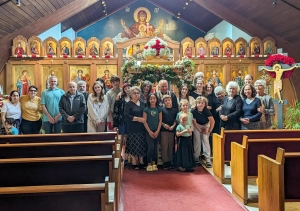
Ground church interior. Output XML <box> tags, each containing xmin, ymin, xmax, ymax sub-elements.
<box><xmin>1</xmin><ymin>0</ymin><xmax>300</xmax><ymax>210</ymax></box>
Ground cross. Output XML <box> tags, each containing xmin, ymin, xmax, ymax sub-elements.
<box><xmin>273</xmin><ymin>99</ymin><xmax>287</xmax><ymax>129</ymax></box>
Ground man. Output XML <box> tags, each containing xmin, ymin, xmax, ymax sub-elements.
<box><xmin>77</xmin><ymin>81</ymin><xmax>89</xmax><ymax>132</ymax></box>
<box><xmin>156</xmin><ymin>80</ymin><xmax>178</xmax><ymax>112</ymax></box>
<box><xmin>106</xmin><ymin>75</ymin><xmax>122</xmax><ymax>131</ymax></box>
<box><xmin>59</xmin><ymin>81</ymin><xmax>86</xmax><ymax>133</ymax></box>
<box><xmin>41</xmin><ymin>76</ymin><xmax>65</xmax><ymax>133</ymax></box>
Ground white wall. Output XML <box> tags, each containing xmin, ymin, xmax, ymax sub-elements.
<box><xmin>38</xmin><ymin>24</ymin><xmax>75</xmax><ymax>41</ymax></box>
<box><xmin>61</xmin><ymin>28</ymin><xmax>75</xmax><ymax>41</ymax></box>
<box><xmin>38</xmin><ymin>24</ymin><xmax>61</xmax><ymax>41</ymax></box>
<box><xmin>207</xmin><ymin>20</ymin><xmax>252</xmax><ymax>42</ymax></box>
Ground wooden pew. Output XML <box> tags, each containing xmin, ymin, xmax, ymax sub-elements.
<box><xmin>258</xmin><ymin>148</ymin><xmax>300</xmax><ymax>211</ymax></box>
<box><xmin>0</xmin><ymin>155</ymin><xmax>119</xmax><ymax>211</ymax></box>
<box><xmin>0</xmin><ymin>140</ymin><xmax>116</xmax><ymax>158</ymax></box>
<box><xmin>0</xmin><ymin>177</ymin><xmax>115</xmax><ymax>211</ymax></box>
<box><xmin>231</xmin><ymin>136</ymin><xmax>300</xmax><ymax>204</ymax></box>
<box><xmin>0</xmin><ymin>132</ymin><xmax>119</xmax><ymax>145</ymax></box>
<box><xmin>212</xmin><ymin>128</ymin><xmax>300</xmax><ymax>183</ymax></box>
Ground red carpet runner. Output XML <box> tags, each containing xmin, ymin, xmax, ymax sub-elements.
<box><xmin>122</xmin><ymin>166</ymin><xmax>247</xmax><ymax>211</ymax></box>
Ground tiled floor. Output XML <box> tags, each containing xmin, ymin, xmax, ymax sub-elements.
<box><xmin>205</xmin><ymin>163</ymin><xmax>300</xmax><ymax>211</ymax></box>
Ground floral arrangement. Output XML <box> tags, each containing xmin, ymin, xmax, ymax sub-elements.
<box><xmin>143</xmin><ymin>37</ymin><xmax>170</xmax><ymax>59</ymax></box>
<box><xmin>265</xmin><ymin>54</ymin><xmax>296</xmax><ymax>79</ymax></box>
<box><xmin>121</xmin><ymin>57</ymin><xmax>194</xmax><ymax>88</ymax></box>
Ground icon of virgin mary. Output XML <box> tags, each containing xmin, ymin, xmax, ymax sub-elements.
<box><xmin>120</xmin><ymin>7</ymin><xmax>163</xmax><ymax>39</ymax></box>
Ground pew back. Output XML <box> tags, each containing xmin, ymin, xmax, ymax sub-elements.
<box><xmin>0</xmin><ymin>140</ymin><xmax>115</xmax><ymax>158</ymax></box>
<box><xmin>0</xmin><ymin>132</ymin><xmax>117</xmax><ymax>144</ymax></box>
<box><xmin>0</xmin><ymin>155</ymin><xmax>113</xmax><ymax>187</ymax></box>
<box><xmin>231</xmin><ymin>137</ymin><xmax>300</xmax><ymax>204</ymax></box>
<box><xmin>258</xmin><ymin>148</ymin><xmax>300</xmax><ymax>211</ymax></box>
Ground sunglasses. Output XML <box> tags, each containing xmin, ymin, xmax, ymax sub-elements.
<box><xmin>29</xmin><ymin>90</ymin><xmax>37</xmax><ymax>92</ymax></box>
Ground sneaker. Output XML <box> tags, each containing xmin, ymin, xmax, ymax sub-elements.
<box><xmin>146</xmin><ymin>165</ymin><xmax>153</xmax><ymax>172</ymax></box>
<box><xmin>206</xmin><ymin>162</ymin><xmax>212</xmax><ymax>168</ymax></box>
<box><xmin>195</xmin><ymin>159</ymin><xmax>201</xmax><ymax>164</ymax></box>
<box><xmin>152</xmin><ymin>165</ymin><xmax>158</xmax><ymax>171</ymax></box>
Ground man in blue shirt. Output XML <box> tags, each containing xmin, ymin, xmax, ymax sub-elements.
<box><xmin>41</xmin><ymin>76</ymin><xmax>65</xmax><ymax>133</ymax></box>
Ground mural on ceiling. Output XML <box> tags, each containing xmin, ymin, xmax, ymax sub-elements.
<box><xmin>77</xmin><ymin>0</ymin><xmax>206</xmax><ymax>43</ymax></box>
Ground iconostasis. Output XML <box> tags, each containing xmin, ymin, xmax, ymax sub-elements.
<box><xmin>3</xmin><ymin>34</ymin><xmax>296</xmax><ymax>106</ymax></box>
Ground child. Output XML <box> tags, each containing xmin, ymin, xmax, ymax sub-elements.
<box><xmin>5</xmin><ymin>118</ymin><xmax>19</xmax><ymax>135</ymax></box>
<box><xmin>143</xmin><ymin>93</ymin><xmax>162</xmax><ymax>172</ymax></box>
<box><xmin>176</xmin><ymin>99</ymin><xmax>194</xmax><ymax>131</ymax></box>
<box><xmin>161</xmin><ymin>95</ymin><xmax>177</xmax><ymax>170</ymax></box>
<box><xmin>192</xmin><ymin>96</ymin><xmax>215</xmax><ymax>168</ymax></box>
<box><xmin>176</xmin><ymin>113</ymin><xmax>195</xmax><ymax>172</ymax></box>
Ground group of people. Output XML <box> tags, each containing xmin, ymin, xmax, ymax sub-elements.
<box><xmin>0</xmin><ymin>71</ymin><xmax>275</xmax><ymax>172</ymax></box>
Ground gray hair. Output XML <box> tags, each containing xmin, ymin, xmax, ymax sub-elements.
<box><xmin>254</xmin><ymin>79</ymin><xmax>266</xmax><ymax>88</ymax></box>
<box><xmin>49</xmin><ymin>76</ymin><xmax>58</xmax><ymax>81</ymax></box>
<box><xmin>130</xmin><ymin>86</ymin><xmax>141</xmax><ymax>95</ymax></box>
<box><xmin>194</xmin><ymin>72</ymin><xmax>204</xmax><ymax>79</ymax></box>
<box><xmin>68</xmin><ymin>81</ymin><xmax>77</xmax><ymax>87</ymax></box>
<box><xmin>214</xmin><ymin>86</ymin><xmax>225</xmax><ymax>97</ymax></box>
<box><xmin>77</xmin><ymin>80</ymin><xmax>86</xmax><ymax>86</ymax></box>
<box><xmin>226</xmin><ymin>81</ymin><xmax>240</xmax><ymax>94</ymax></box>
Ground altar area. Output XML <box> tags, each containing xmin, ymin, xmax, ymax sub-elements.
<box><xmin>1</xmin><ymin>34</ymin><xmax>297</xmax><ymax>126</ymax></box>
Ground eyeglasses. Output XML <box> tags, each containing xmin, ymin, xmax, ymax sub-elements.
<box><xmin>132</xmin><ymin>92</ymin><xmax>140</xmax><ymax>95</ymax></box>
<box><xmin>29</xmin><ymin>90</ymin><xmax>37</xmax><ymax>92</ymax></box>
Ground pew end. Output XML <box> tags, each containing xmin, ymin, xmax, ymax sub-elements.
<box><xmin>213</xmin><ymin>133</ymin><xmax>225</xmax><ymax>183</ymax></box>
<box><xmin>258</xmin><ymin>148</ymin><xmax>285</xmax><ymax>211</ymax></box>
<box><xmin>231</xmin><ymin>141</ymin><xmax>248</xmax><ymax>204</ymax></box>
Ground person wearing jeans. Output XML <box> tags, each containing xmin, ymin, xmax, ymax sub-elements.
<box><xmin>41</xmin><ymin>76</ymin><xmax>65</xmax><ymax>134</ymax></box>
<box><xmin>192</xmin><ymin>96</ymin><xmax>215</xmax><ymax>168</ymax></box>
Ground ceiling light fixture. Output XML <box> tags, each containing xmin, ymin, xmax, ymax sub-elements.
<box><xmin>186</xmin><ymin>2</ymin><xmax>189</xmax><ymax>5</ymax></box>
<box><xmin>102</xmin><ymin>1</ymin><xmax>105</xmax><ymax>4</ymax></box>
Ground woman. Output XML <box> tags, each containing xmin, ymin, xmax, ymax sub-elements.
<box><xmin>204</xmin><ymin>83</ymin><xmax>216</xmax><ymax>110</ymax></box>
<box><xmin>1</xmin><ymin>90</ymin><xmax>21</xmax><ymax>134</ymax></box>
<box><xmin>190</xmin><ymin>78</ymin><xmax>207</xmax><ymax>100</ymax></box>
<box><xmin>254</xmin><ymin>79</ymin><xmax>275</xmax><ymax>129</ymax></box>
<box><xmin>177</xmin><ymin>84</ymin><xmax>195</xmax><ymax>110</ymax></box>
<box><xmin>240</xmin><ymin>84</ymin><xmax>262</xmax><ymax>130</ymax></box>
<box><xmin>244</xmin><ymin>74</ymin><xmax>253</xmax><ymax>85</ymax></box>
<box><xmin>140</xmin><ymin>80</ymin><xmax>152</xmax><ymax>104</ymax></box>
<box><xmin>124</xmin><ymin>86</ymin><xmax>146</xmax><ymax>169</ymax></box>
<box><xmin>113</xmin><ymin>83</ymin><xmax>132</xmax><ymax>165</ymax></box>
<box><xmin>212</xmin><ymin>86</ymin><xmax>226</xmax><ymax>134</ymax></box>
<box><xmin>220</xmin><ymin>81</ymin><xmax>243</xmax><ymax>130</ymax></box>
<box><xmin>87</xmin><ymin>81</ymin><xmax>109</xmax><ymax>132</ymax></box>
<box><xmin>19</xmin><ymin>86</ymin><xmax>42</xmax><ymax>134</ymax></box>
<box><xmin>96</xmin><ymin>78</ymin><xmax>107</xmax><ymax>94</ymax></box>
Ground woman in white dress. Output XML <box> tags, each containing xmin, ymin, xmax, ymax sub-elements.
<box><xmin>87</xmin><ymin>81</ymin><xmax>109</xmax><ymax>132</ymax></box>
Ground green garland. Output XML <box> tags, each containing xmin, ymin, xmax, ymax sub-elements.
<box><xmin>121</xmin><ymin>58</ymin><xmax>195</xmax><ymax>88</ymax></box>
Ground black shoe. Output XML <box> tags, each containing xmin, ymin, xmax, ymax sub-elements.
<box><xmin>163</xmin><ymin>162</ymin><xmax>169</xmax><ymax>170</ymax></box>
<box><xmin>133</xmin><ymin>165</ymin><xmax>139</xmax><ymax>170</ymax></box>
<box><xmin>124</xmin><ymin>160</ymin><xmax>130</xmax><ymax>166</ymax></box>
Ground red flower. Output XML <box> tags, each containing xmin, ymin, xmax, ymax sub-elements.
<box><xmin>265</xmin><ymin>54</ymin><xmax>296</xmax><ymax>79</ymax></box>
<box><xmin>144</xmin><ymin>46</ymin><xmax>148</xmax><ymax>50</ymax></box>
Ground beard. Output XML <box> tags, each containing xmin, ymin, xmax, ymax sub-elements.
<box><xmin>78</xmin><ymin>89</ymin><xmax>86</xmax><ymax>93</ymax></box>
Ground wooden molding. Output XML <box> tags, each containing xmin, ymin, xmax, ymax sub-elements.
<box><xmin>0</xmin><ymin>0</ymin><xmax>99</xmax><ymax>72</ymax></box>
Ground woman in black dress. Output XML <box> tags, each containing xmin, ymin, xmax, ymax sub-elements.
<box><xmin>124</xmin><ymin>86</ymin><xmax>147</xmax><ymax>169</ymax></box>
<box><xmin>219</xmin><ymin>81</ymin><xmax>243</xmax><ymax>130</ymax></box>
<box><xmin>212</xmin><ymin>86</ymin><xmax>226</xmax><ymax>134</ymax></box>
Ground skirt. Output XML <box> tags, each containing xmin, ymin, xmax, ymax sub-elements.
<box><xmin>126</xmin><ymin>132</ymin><xmax>146</xmax><ymax>157</ymax></box>
<box><xmin>241</xmin><ymin>121</ymin><xmax>260</xmax><ymax>130</ymax></box>
<box><xmin>176</xmin><ymin>136</ymin><xmax>195</xmax><ymax>169</ymax></box>
<box><xmin>118</xmin><ymin>122</ymin><xmax>127</xmax><ymax>135</ymax></box>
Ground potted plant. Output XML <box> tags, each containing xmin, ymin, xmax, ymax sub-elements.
<box><xmin>284</xmin><ymin>100</ymin><xmax>300</xmax><ymax>129</ymax></box>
